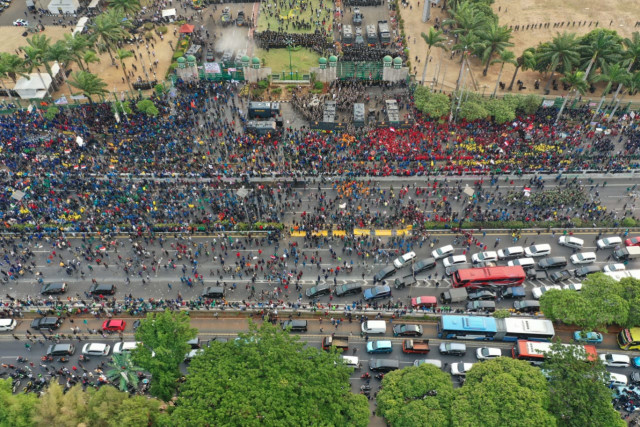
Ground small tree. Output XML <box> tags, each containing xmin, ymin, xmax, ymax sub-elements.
<box><xmin>136</xmin><ymin>99</ymin><xmax>159</xmax><ymax>116</ymax></box>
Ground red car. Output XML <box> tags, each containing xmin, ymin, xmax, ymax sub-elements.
<box><xmin>625</xmin><ymin>237</ymin><xmax>640</xmax><ymax>247</ymax></box>
<box><xmin>411</xmin><ymin>296</ymin><xmax>438</xmax><ymax>309</ymax></box>
<box><xmin>102</xmin><ymin>319</ymin><xmax>126</xmax><ymax>332</ymax></box>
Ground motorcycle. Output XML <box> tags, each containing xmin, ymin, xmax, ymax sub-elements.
<box><xmin>17</xmin><ymin>356</ymin><xmax>28</xmax><ymax>363</ymax></box>
<box><xmin>78</xmin><ymin>355</ymin><xmax>90</xmax><ymax>362</ymax></box>
<box><xmin>374</xmin><ymin>373</ymin><xmax>384</xmax><ymax>380</ymax></box>
<box><xmin>360</xmin><ymin>372</ymin><xmax>371</xmax><ymax>380</ymax></box>
<box><xmin>58</xmin><ymin>357</ymin><xmax>69</xmax><ymax>363</ymax></box>
<box><xmin>41</xmin><ymin>355</ymin><xmax>53</xmax><ymax>362</ymax></box>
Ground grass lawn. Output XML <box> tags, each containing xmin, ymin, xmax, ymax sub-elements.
<box><xmin>254</xmin><ymin>47</ymin><xmax>321</xmax><ymax>73</ymax></box>
<box><xmin>257</xmin><ymin>0</ymin><xmax>334</xmax><ymax>34</ymax></box>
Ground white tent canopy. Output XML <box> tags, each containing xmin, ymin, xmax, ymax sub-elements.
<box><xmin>162</xmin><ymin>8</ymin><xmax>176</xmax><ymax>19</ymax></box>
<box><xmin>13</xmin><ymin>62</ymin><xmax>60</xmax><ymax>99</ymax></box>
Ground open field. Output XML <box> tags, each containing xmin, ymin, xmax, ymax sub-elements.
<box><xmin>254</xmin><ymin>47</ymin><xmax>321</xmax><ymax>73</ymax></box>
<box><xmin>402</xmin><ymin>0</ymin><xmax>640</xmax><ymax>100</ymax></box>
<box><xmin>257</xmin><ymin>0</ymin><xmax>334</xmax><ymax>33</ymax></box>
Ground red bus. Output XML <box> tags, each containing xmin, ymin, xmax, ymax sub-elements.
<box><xmin>511</xmin><ymin>340</ymin><xmax>597</xmax><ymax>366</ymax></box>
<box><xmin>452</xmin><ymin>266</ymin><xmax>526</xmax><ymax>288</ymax></box>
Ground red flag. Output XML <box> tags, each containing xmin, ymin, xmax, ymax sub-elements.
<box><xmin>190</xmin><ymin>100</ymin><xmax>196</xmax><ymax>108</ymax></box>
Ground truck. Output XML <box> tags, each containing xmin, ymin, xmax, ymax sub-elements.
<box><xmin>377</xmin><ymin>20</ymin><xmax>390</xmax><ymax>46</ymax></box>
<box><xmin>221</xmin><ymin>7</ymin><xmax>232</xmax><ymax>26</ymax></box>
<box><xmin>402</xmin><ymin>339</ymin><xmax>430</xmax><ymax>354</ymax></box>
<box><xmin>614</xmin><ymin>246</ymin><xmax>640</xmax><ymax>262</ymax></box>
<box><xmin>322</xmin><ymin>335</ymin><xmax>349</xmax><ymax>351</ymax></box>
<box><xmin>440</xmin><ymin>287</ymin><xmax>468</xmax><ymax>304</ymax></box>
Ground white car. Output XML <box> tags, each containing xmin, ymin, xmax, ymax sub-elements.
<box><xmin>13</xmin><ymin>19</ymin><xmax>29</xmax><ymax>26</ymax></box>
<box><xmin>562</xmin><ymin>283</ymin><xmax>582</xmax><ymax>291</ymax></box>
<box><xmin>599</xmin><ymin>353</ymin><xmax>631</xmax><ymax>368</ymax></box>
<box><xmin>443</xmin><ymin>255</ymin><xmax>467</xmax><ymax>268</ymax></box>
<box><xmin>113</xmin><ymin>341</ymin><xmax>141</xmax><ymax>354</ymax></box>
<box><xmin>524</xmin><ymin>244</ymin><xmax>551</xmax><ymax>257</ymax></box>
<box><xmin>609</xmin><ymin>373</ymin><xmax>628</xmax><ymax>387</ymax></box>
<box><xmin>497</xmin><ymin>246</ymin><xmax>524</xmax><ymax>260</ymax></box>
<box><xmin>597</xmin><ymin>236</ymin><xmax>622</xmax><ymax>249</ymax></box>
<box><xmin>558</xmin><ymin>236</ymin><xmax>584</xmax><ymax>249</ymax></box>
<box><xmin>532</xmin><ymin>285</ymin><xmax>562</xmax><ymax>300</ymax></box>
<box><xmin>450</xmin><ymin>362</ymin><xmax>474</xmax><ymax>376</ymax></box>
<box><xmin>393</xmin><ymin>251</ymin><xmax>416</xmax><ymax>269</ymax></box>
<box><xmin>471</xmin><ymin>251</ymin><xmax>498</xmax><ymax>264</ymax></box>
<box><xmin>82</xmin><ymin>343</ymin><xmax>111</xmax><ymax>356</ymax></box>
<box><xmin>507</xmin><ymin>258</ymin><xmax>535</xmax><ymax>268</ymax></box>
<box><xmin>603</xmin><ymin>263</ymin><xmax>626</xmax><ymax>273</ymax></box>
<box><xmin>432</xmin><ymin>245</ymin><xmax>454</xmax><ymax>260</ymax></box>
<box><xmin>570</xmin><ymin>252</ymin><xmax>597</xmax><ymax>265</ymax></box>
<box><xmin>476</xmin><ymin>347</ymin><xmax>502</xmax><ymax>360</ymax></box>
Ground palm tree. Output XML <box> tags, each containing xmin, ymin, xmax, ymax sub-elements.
<box><xmin>106</xmin><ymin>352</ymin><xmax>142</xmax><ymax>392</ymax></box>
<box><xmin>88</xmin><ymin>9</ymin><xmax>131</xmax><ymax>63</ymax></box>
<box><xmin>555</xmin><ymin>71</ymin><xmax>588</xmax><ymax>123</ymax></box>
<box><xmin>116</xmin><ymin>48</ymin><xmax>135</xmax><ymax>93</ymax></box>
<box><xmin>623</xmin><ymin>32</ymin><xmax>640</xmax><ymax>73</ymax></box>
<box><xmin>22</xmin><ymin>46</ymin><xmax>49</xmax><ymax>92</ymax></box>
<box><xmin>536</xmin><ymin>32</ymin><xmax>582</xmax><ymax>94</ymax></box>
<box><xmin>608</xmin><ymin>71</ymin><xmax>640</xmax><ymax>121</ymax></box>
<box><xmin>580</xmin><ymin>30</ymin><xmax>622</xmax><ymax>81</ymax></box>
<box><xmin>591</xmin><ymin>63</ymin><xmax>631</xmax><ymax>123</ymax></box>
<box><xmin>491</xmin><ymin>50</ymin><xmax>516</xmax><ymax>97</ymax></box>
<box><xmin>45</xmin><ymin>41</ymin><xmax>74</xmax><ymax>95</ymax></box>
<box><xmin>64</xmin><ymin>33</ymin><xmax>94</xmax><ymax>72</ymax></box>
<box><xmin>107</xmin><ymin>0</ymin><xmax>141</xmax><ymax>16</ymax></box>
<box><xmin>83</xmin><ymin>51</ymin><xmax>100</xmax><ymax>72</ymax></box>
<box><xmin>508</xmin><ymin>48</ymin><xmax>536</xmax><ymax>91</ymax></box>
<box><xmin>0</xmin><ymin>53</ymin><xmax>26</xmax><ymax>83</ymax></box>
<box><xmin>420</xmin><ymin>28</ymin><xmax>448</xmax><ymax>86</ymax></box>
<box><xmin>444</xmin><ymin>1</ymin><xmax>487</xmax><ymax>37</ymax></box>
<box><xmin>25</xmin><ymin>34</ymin><xmax>56</xmax><ymax>85</ymax></box>
<box><xmin>478</xmin><ymin>23</ymin><xmax>513</xmax><ymax>76</ymax></box>
<box><xmin>68</xmin><ymin>71</ymin><xmax>108</xmax><ymax>103</ymax></box>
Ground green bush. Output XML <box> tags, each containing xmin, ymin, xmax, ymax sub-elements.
<box><xmin>172</xmin><ymin>50</ymin><xmax>184</xmax><ymax>60</ymax></box>
<box><xmin>157</xmin><ymin>25</ymin><xmax>168</xmax><ymax>34</ymax></box>
<box><xmin>311</xmin><ymin>89</ymin><xmax>323</xmax><ymax>94</ymax></box>
<box><xmin>485</xmin><ymin>98</ymin><xmax>515</xmax><ymax>124</ymax></box>
<box><xmin>414</xmin><ymin>86</ymin><xmax>451</xmax><ymax>119</ymax></box>
<box><xmin>622</xmin><ymin>217</ymin><xmax>637</xmax><ymax>227</ymax></box>
<box><xmin>44</xmin><ymin>106</ymin><xmax>59</xmax><ymax>120</ymax></box>
<box><xmin>144</xmin><ymin>31</ymin><xmax>155</xmax><ymax>41</ymax></box>
<box><xmin>271</xmin><ymin>87</ymin><xmax>282</xmax><ymax>95</ymax></box>
<box><xmin>154</xmin><ymin>83</ymin><xmax>165</xmax><ymax>97</ymax></box>
<box><xmin>257</xmin><ymin>80</ymin><xmax>269</xmax><ymax>89</ymax></box>
<box><xmin>313</xmin><ymin>81</ymin><xmax>323</xmax><ymax>90</ymax></box>
<box><xmin>493</xmin><ymin>309</ymin><xmax>511</xmax><ymax>319</ymax></box>
<box><xmin>459</xmin><ymin>101</ymin><xmax>489</xmax><ymax>122</ymax></box>
<box><xmin>143</xmin><ymin>23</ymin><xmax>154</xmax><ymax>31</ymax></box>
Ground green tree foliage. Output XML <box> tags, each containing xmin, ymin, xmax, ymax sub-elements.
<box><xmin>114</xmin><ymin>100</ymin><xmax>133</xmax><ymax>115</ymax></box>
<box><xmin>578</xmin><ymin>29</ymin><xmax>623</xmax><ymax>80</ymax></box>
<box><xmin>171</xmin><ymin>321</ymin><xmax>370</xmax><ymax>427</ymax></box>
<box><xmin>44</xmin><ymin>106</ymin><xmax>60</xmax><ymax>121</ymax></box>
<box><xmin>133</xmin><ymin>310</ymin><xmax>197</xmax><ymax>400</ymax></box>
<box><xmin>459</xmin><ymin>100</ymin><xmax>488</xmax><ymax>121</ymax></box>
<box><xmin>485</xmin><ymin>98</ymin><xmax>515</xmax><ymax>123</ymax></box>
<box><xmin>414</xmin><ymin>86</ymin><xmax>451</xmax><ymax>119</ymax></box>
<box><xmin>452</xmin><ymin>358</ymin><xmax>555</xmax><ymax>426</ymax></box>
<box><xmin>0</xmin><ymin>378</ymin><xmax>38</xmax><ymax>427</ymax></box>
<box><xmin>106</xmin><ymin>351</ymin><xmax>143</xmax><ymax>391</ymax></box>
<box><xmin>376</xmin><ymin>363</ymin><xmax>454</xmax><ymax>426</ymax></box>
<box><xmin>34</xmin><ymin>382</ymin><xmax>163</xmax><ymax>427</ymax></box>
<box><xmin>543</xmin><ymin>341</ymin><xmax>625</xmax><ymax>426</ymax></box>
<box><xmin>136</xmin><ymin>99</ymin><xmax>159</xmax><ymax>117</ymax></box>
<box><xmin>68</xmin><ymin>71</ymin><xmax>108</xmax><ymax>103</ymax></box>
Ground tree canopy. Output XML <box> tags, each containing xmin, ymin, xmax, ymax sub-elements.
<box><xmin>376</xmin><ymin>363</ymin><xmax>455</xmax><ymax>426</ymax></box>
<box><xmin>133</xmin><ymin>309</ymin><xmax>197</xmax><ymax>400</ymax></box>
<box><xmin>0</xmin><ymin>378</ymin><xmax>38</xmax><ymax>427</ymax></box>
<box><xmin>451</xmin><ymin>357</ymin><xmax>555</xmax><ymax>426</ymax></box>
<box><xmin>171</xmin><ymin>321</ymin><xmax>369</xmax><ymax>427</ymax></box>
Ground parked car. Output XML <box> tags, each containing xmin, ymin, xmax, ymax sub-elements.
<box><xmin>438</xmin><ymin>342</ymin><xmax>466</xmax><ymax>356</ymax></box>
<box><xmin>31</xmin><ymin>317</ymin><xmax>62</xmax><ymax>330</ymax></box>
<box><xmin>451</xmin><ymin>362</ymin><xmax>474</xmax><ymax>376</ymax></box>
<box><xmin>573</xmin><ymin>331</ymin><xmax>603</xmax><ymax>344</ymax></box>
<box><xmin>443</xmin><ymin>255</ymin><xmax>467</xmax><ymax>268</ymax></box>
<box><xmin>412</xmin><ymin>258</ymin><xmax>436</xmax><ymax>274</ymax></box>
<box><xmin>600</xmin><ymin>353</ymin><xmax>631</xmax><ymax>368</ymax></box>
<box><xmin>373</xmin><ymin>266</ymin><xmax>395</xmax><ymax>283</ymax></box>
<box><xmin>467</xmin><ymin>289</ymin><xmax>496</xmax><ymax>301</ymax></box>
<box><xmin>497</xmin><ymin>246</ymin><xmax>524</xmax><ymax>260</ymax></box>
<box><xmin>597</xmin><ymin>236</ymin><xmax>622</xmax><ymax>249</ymax></box>
<box><xmin>476</xmin><ymin>347</ymin><xmax>502</xmax><ymax>360</ymax></box>
<box><xmin>202</xmin><ymin>286</ymin><xmax>224</xmax><ymax>298</ymax></box>
<box><xmin>282</xmin><ymin>320</ymin><xmax>307</xmax><ymax>332</ymax></box>
<box><xmin>89</xmin><ymin>283</ymin><xmax>116</xmax><ymax>295</ymax></box>
<box><xmin>82</xmin><ymin>343</ymin><xmax>111</xmax><ymax>356</ymax></box>
<box><xmin>574</xmin><ymin>265</ymin><xmax>601</xmax><ymax>278</ymax></box>
<box><xmin>102</xmin><ymin>319</ymin><xmax>126</xmax><ymax>332</ymax></box>
<box><xmin>366</xmin><ymin>340</ymin><xmax>393</xmax><ymax>354</ymax></box>
<box><xmin>305</xmin><ymin>283</ymin><xmax>331</xmax><ymax>298</ymax></box>
<box><xmin>513</xmin><ymin>300</ymin><xmax>540</xmax><ymax>313</ymax></box>
<box><xmin>392</xmin><ymin>324</ymin><xmax>423</xmax><ymax>337</ymax></box>
<box><xmin>334</xmin><ymin>282</ymin><xmax>362</xmax><ymax>297</ymax></box>
<box><xmin>41</xmin><ymin>282</ymin><xmax>67</xmax><ymax>295</ymax></box>
<box><xmin>558</xmin><ymin>236</ymin><xmax>584</xmax><ymax>249</ymax></box>
<box><xmin>548</xmin><ymin>270</ymin><xmax>572</xmax><ymax>283</ymax></box>
<box><xmin>432</xmin><ymin>245</ymin><xmax>454</xmax><ymax>260</ymax></box>
<box><xmin>603</xmin><ymin>263</ymin><xmax>626</xmax><ymax>272</ymax></box>
<box><xmin>393</xmin><ymin>251</ymin><xmax>416</xmax><ymax>269</ymax></box>
<box><xmin>525</xmin><ymin>244</ymin><xmax>552</xmax><ymax>257</ymax></box>
<box><xmin>471</xmin><ymin>251</ymin><xmax>498</xmax><ymax>264</ymax></box>
<box><xmin>625</xmin><ymin>236</ymin><xmax>640</xmax><ymax>247</ymax></box>
<box><xmin>466</xmin><ymin>300</ymin><xmax>496</xmax><ymax>312</ymax></box>
<box><xmin>364</xmin><ymin>285</ymin><xmax>391</xmax><ymax>301</ymax></box>
<box><xmin>13</xmin><ymin>19</ymin><xmax>28</xmax><ymax>26</ymax></box>
<box><xmin>538</xmin><ymin>256</ymin><xmax>567</xmax><ymax>269</ymax></box>
<box><xmin>570</xmin><ymin>252</ymin><xmax>597</xmax><ymax>265</ymax></box>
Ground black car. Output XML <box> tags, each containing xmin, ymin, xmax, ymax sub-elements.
<box><xmin>467</xmin><ymin>289</ymin><xmax>496</xmax><ymax>301</ymax></box>
<box><xmin>548</xmin><ymin>270</ymin><xmax>572</xmax><ymax>283</ymax></box>
<box><xmin>537</xmin><ymin>256</ymin><xmax>568</xmax><ymax>270</ymax></box>
<box><xmin>305</xmin><ymin>283</ymin><xmax>331</xmax><ymax>298</ymax></box>
<box><xmin>282</xmin><ymin>320</ymin><xmax>307</xmax><ymax>332</ymax></box>
<box><xmin>236</xmin><ymin>11</ymin><xmax>245</xmax><ymax>26</ymax></box>
<box><xmin>514</xmin><ymin>300</ymin><xmax>541</xmax><ymax>313</ymax></box>
<box><xmin>89</xmin><ymin>283</ymin><xmax>116</xmax><ymax>295</ymax></box>
<box><xmin>466</xmin><ymin>300</ymin><xmax>496</xmax><ymax>312</ymax></box>
<box><xmin>373</xmin><ymin>266</ymin><xmax>395</xmax><ymax>283</ymax></box>
<box><xmin>334</xmin><ymin>282</ymin><xmax>362</xmax><ymax>297</ymax></box>
<box><xmin>202</xmin><ymin>286</ymin><xmax>225</xmax><ymax>298</ymax></box>
<box><xmin>369</xmin><ymin>359</ymin><xmax>399</xmax><ymax>372</ymax></box>
<box><xmin>41</xmin><ymin>282</ymin><xmax>67</xmax><ymax>295</ymax></box>
<box><xmin>574</xmin><ymin>265</ymin><xmax>602</xmax><ymax>278</ymax></box>
<box><xmin>412</xmin><ymin>258</ymin><xmax>436</xmax><ymax>274</ymax></box>
<box><xmin>392</xmin><ymin>324</ymin><xmax>423</xmax><ymax>337</ymax></box>
<box><xmin>31</xmin><ymin>317</ymin><xmax>62</xmax><ymax>330</ymax></box>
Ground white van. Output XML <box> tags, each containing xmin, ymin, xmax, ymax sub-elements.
<box><xmin>507</xmin><ymin>258</ymin><xmax>535</xmax><ymax>268</ymax></box>
<box><xmin>341</xmin><ymin>356</ymin><xmax>360</xmax><ymax>368</ymax></box>
<box><xmin>361</xmin><ymin>320</ymin><xmax>387</xmax><ymax>334</ymax></box>
<box><xmin>0</xmin><ymin>319</ymin><xmax>17</xmax><ymax>332</ymax></box>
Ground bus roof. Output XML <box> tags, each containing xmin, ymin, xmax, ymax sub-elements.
<box><xmin>498</xmin><ymin>317</ymin><xmax>555</xmax><ymax>336</ymax></box>
<box><xmin>604</xmin><ymin>269</ymin><xmax>640</xmax><ymax>281</ymax></box>
<box><xmin>455</xmin><ymin>266</ymin><xmax>526</xmax><ymax>281</ymax></box>
<box><xmin>441</xmin><ymin>315</ymin><xmax>497</xmax><ymax>333</ymax></box>
<box><xmin>516</xmin><ymin>340</ymin><xmax>597</xmax><ymax>361</ymax></box>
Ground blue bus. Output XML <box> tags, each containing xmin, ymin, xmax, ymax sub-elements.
<box><xmin>437</xmin><ymin>315</ymin><xmax>497</xmax><ymax>340</ymax></box>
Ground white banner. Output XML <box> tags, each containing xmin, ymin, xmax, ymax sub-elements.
<box><xmin>54</xmin><ymin>96</ymin><xmax>68</xmax><ymax>105</ymax></box>
<box><xmin>541</xmin><ymin>100</ymin><xmax>555</xmax><ymax>108</ymax></box>
<box><xmin>204</xmin><ymin>62</ymin><xmax>221</xmax><ymax>74</ymax></box>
